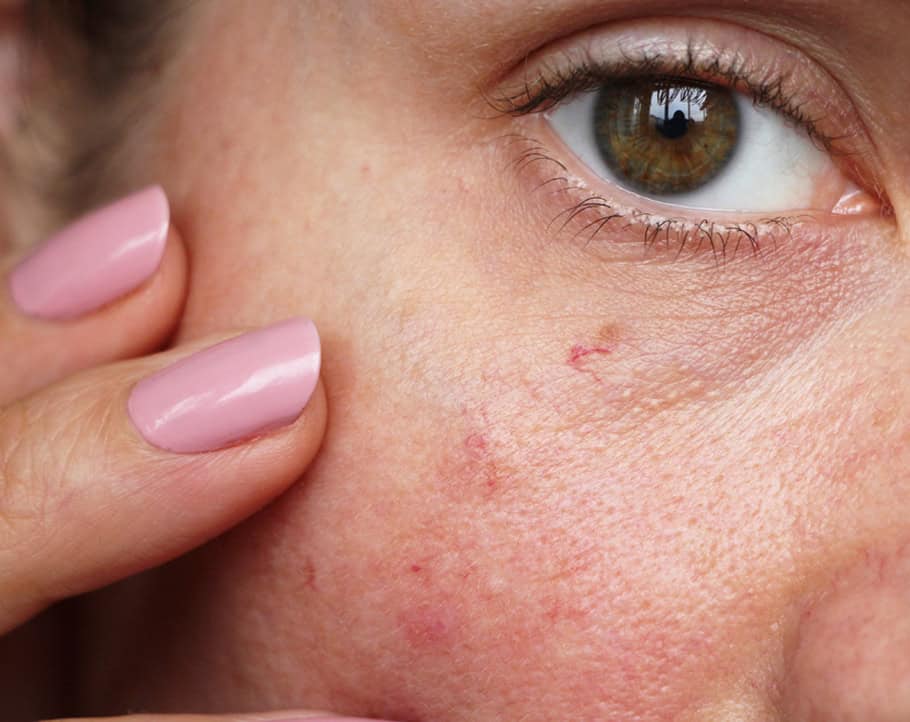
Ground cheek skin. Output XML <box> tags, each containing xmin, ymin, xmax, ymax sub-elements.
<box><xmin>78</xmin><ymin>3</ymin><xmax>910</xmax><ymax>718</ymax></box>
<box><xmin>98</xmin><ymin>139</ymin><xmax>910</xmax><ymax>719</ymax></box>
<box><xmin>321</xmin><ymin>219</ymin><xmax>908</xmax><ymax>722</ymax></box>
<box><xmin>276</xmin><ymin>251</ymin><xmax>903</xmax><ymax>722</ymax></box>
<box><xmin>783</xmin><ymin>543</ymin><xmax>910</xmax><ymax>722</ymax></box>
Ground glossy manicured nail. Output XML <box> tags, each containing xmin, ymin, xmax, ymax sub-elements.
<box><xmin>128</xmin><ymin>318</ymin><xmax>321</xmax><ymax>453</ymax></box>
<box><xmin>9</xmin><ymin>185</ymin><xmax>168</xmax><ymax>319</ymax></box>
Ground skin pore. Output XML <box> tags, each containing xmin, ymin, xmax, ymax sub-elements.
<box><xmin>2</xmin><ymin>1</ymin><xmax>910</xmax><ymax>720</ymax></box>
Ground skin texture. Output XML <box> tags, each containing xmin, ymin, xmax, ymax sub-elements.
<box><xmin>2</xmin><ymin>0</ymin><xmax>910</xmax><ymax>720</ymax></box>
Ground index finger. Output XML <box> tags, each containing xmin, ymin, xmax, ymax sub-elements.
<box><xmin>1</xmin><ymin>186</ymin><xmax>187</xmax><ymax>403</ymax></box>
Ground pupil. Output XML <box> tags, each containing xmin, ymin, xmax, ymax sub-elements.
<box><xmin>657</xmin><ymin>110</ymin><xmax>690</xmax><ymax>140</ymax></box>
<box><xmin>593</xmin><ymin>79</ymin><xmax>739</xmax><ymax>196</ymax></box>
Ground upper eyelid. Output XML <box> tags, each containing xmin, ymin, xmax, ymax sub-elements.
<box><xmin>485</xmin><ymin>16</ymin><xmax>888</xmax><ymax>208</ymax></box>
<box><xmin>490</xmin><ymin>53</ymin><xmax>838</xmax><ymax>153</ymax></box>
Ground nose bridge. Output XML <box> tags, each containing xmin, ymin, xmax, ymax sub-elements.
<box><xmin>783</xmin><ymin>545</ymin><xmax>910</xmax><ymax>722</ymax></box>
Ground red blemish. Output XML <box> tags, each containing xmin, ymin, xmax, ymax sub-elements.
<box><xmin>411</xmin><ymin>564</ymin><xmax>422</xmax><ymax>573</ymax></box>
<box><xmin>568</xmin><ymin>325</ymin><xmax>622</xmax><ymax>377</ymax></box>
<box><xmin>567</xmin><ymin>342</ymin><xmax>615</xmax><ymax>386</ymax></box>
<box><xmin>566</xmin><ymin>334</ymin><xmax>617</xmax><ymax>384</ymax></box>
<box><xmin>544</xmin><ymin>598</ymin><xmax>593</xmax><ymax>625</ymax></box>
<box><xmin>436</xmin><ymin>406</ymin><xmax>514</xmax><ymax>499</ymax></box>
<box><xmin>464</xmin><ymin>432</ymin><xmax>487</xmax><ymax>455</ymax></box>
<box><xmin>461</xmin><ymin>431</ymin><xmax>500</xmax><ymax>493</ymax></box>
<box><xmin>397</xmin><ymin>603</ymin><xmax>456</xmax><ymax>648</ymax></box>
<box><xmin>568</xmin><ymin>344</ymin><xmax>612</xmax><ymax>365</ymax></box>
<box><xmin>301</xmin><ymin>557</ymin><xmax>317</xmax><ymax>590</ymax></box>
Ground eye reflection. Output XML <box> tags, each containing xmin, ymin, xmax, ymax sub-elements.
<box><xmin>594</xmin><ymin>81</ymin><xmax>739</xmax><ymax>196</ymax></box>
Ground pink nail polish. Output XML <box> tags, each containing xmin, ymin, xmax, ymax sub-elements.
<box><xmin>128</xmin><ymin>318</ymin><xmax>321</xmax><ymax>453</ymax></box>
<box><xmin>9</xmin><ymin>185</ymin><xmax>169</xmax><ymax>320</ymax></box>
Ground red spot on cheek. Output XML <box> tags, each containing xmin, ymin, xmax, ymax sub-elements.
<box><xmin>568</xmin><ymin>344</ymin><xmax>613</xmax><ymax>365</ymax></box>
<box><xmin>567</xmin><ymin>345</ymin><xmax>613</xmax><ymax>386</ymax></box>
<box><xmin>567</xmin><ymin>326</ymin><xmax>622</xmax><ymax>383</ymax></box>
<box><xmin>301</xmin><ymin>556</ymin><xmax>317</xmax><ymax>590</ymax></box>
<box><xmin>464</xmin><ymin>432</ymin><xmax>487</xmax><ymax>454</ymax></box>
<box><xmin>466</xmin><ymin>432</ymin><xmax>499</xmax><ymax>491</ymax></box>
<box><xmin>397</xmin><ymin>603</ymin><xmax>457</xmax><ymax>648</ymax></box>
<box><xmin>435</xmin><ymin>405</ymin><xmax>518</xmax><ymax>498</ymax></box>
<box><xmin>441</xmin><ymin>428</ymin><xmax>501</xmax><ymax>495</ymax></box>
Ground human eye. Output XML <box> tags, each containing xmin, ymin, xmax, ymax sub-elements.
<box><xmin>491</xmin><ymin>19</ymin><xmax>884</xmax><ymax>261</ymax></box>
<box><xmin>550</xmin><ymin>80</ymin><xmax>833</xmax><ymax>213</ymax></box>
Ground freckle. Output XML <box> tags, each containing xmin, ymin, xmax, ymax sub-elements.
<box><xmin>597</xmin><ymin>322</ymin><xmax>623</xmax><ymax>345</ymax></box>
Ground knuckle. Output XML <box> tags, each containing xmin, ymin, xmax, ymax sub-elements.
<box><xmin>0</xmin><ymin>378</ymin><xmax>118</xmax><ymax>616</ymax></box>
<box><xmin>0</xmin><ymin>399</ymin><xmax>54</xmax><ymax>555</ymax></box>
<box><xmin>0</xmin><ymin>378</ymin><xmax>118</xmax><ymax>522</ymax></box>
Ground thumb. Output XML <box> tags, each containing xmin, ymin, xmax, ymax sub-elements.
<box><xmin>0</xmin><ymin>317</ymin><xmax>326</xmax><ymax>633</ymax></box>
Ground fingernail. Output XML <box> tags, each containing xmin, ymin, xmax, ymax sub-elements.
<box><xmin>9</xmin><ymin>185</ymin><xmax>168</xmax><ymax>319</ymax></box>
<box><xmin>128</xmin><ymin>318</ymin><xmax>321</xmax><ymax>453</ymax></box>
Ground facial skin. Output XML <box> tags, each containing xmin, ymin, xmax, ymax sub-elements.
<box><xmin>20</xmin><ymin>0</ymin><xmax>908</xmax><ymax>720</ymax></box>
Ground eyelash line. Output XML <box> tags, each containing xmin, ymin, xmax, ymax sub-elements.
<box><xmin>489</xmin><ymin>41</ymin><xmax>845</xmax><ymax>156</ymax></box>
<box><xmin>502</xmin><ymin>132</ymin><xmax>803</xmax><ymax>265</ymax></box>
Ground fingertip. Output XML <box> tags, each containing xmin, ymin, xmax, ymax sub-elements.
<box><xmin>0</xmin><ymin>187</ymin><xmax>189</xmax><ymax>399</ymax></box>
<box><xmin>8</xmin><ymin>185</ymin><xmax>172</xmax><ymax>321</ymax></box>
<box><xmin>0</xmin><ymin>321</ymin><xmax>328</xmax><ymax>627</ymax></box>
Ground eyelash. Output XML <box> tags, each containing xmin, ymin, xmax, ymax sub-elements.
<box><xmin>493</xmin><ymin>47</ymin><xmax>839</xmax><ymax>152</ymax></box>
<box><xmin>504</xmin><ymin>132</ymin><xmax>806</xmax><ymax>264</ymax></box>
<box><xmin>490</xmin><ymin>46</ymin><xmax>848</xmax><ymax>263</ymax></box>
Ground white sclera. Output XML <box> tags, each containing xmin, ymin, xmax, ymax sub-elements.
<box><xmin>547</xmin><ymin>88</ymin><xmax>834</xmax><ymax>213</ymax></box>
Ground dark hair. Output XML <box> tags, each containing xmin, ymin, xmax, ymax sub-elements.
<box><xmin>2</xmin><ymin>1</ymin><xmax>182</xmax><ymax>243</ymax></box>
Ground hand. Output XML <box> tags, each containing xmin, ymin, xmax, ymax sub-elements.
<box><xmin>0</xmin><ymin>187</ymin><xmax>365</xmax><ymax>720</ymax></box>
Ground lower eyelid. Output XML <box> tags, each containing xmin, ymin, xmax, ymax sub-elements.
<box><xmin>501</xmin><ymin>123</ymin><xmax>868</xmax><ymax>265</ymax></box>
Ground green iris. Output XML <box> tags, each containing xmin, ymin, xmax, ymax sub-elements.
<box><xmin>594</xmin><ymin>79</ymin><xmax>740</xmax><ymax>196</ymax></box>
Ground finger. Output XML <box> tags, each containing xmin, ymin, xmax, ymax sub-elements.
<box><xmin>1</xmin><ymin>186</ymin><xmax>187</xmax><ymax>402</ymax></box>
<box><xmin>0</xmin><ymin>318</ymin><xmax>325</xmax><ymax>634</ymax></box>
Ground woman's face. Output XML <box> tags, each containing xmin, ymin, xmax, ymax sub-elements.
<box><xmin>82</xmin><ymin>1</ymin><xmax>910</xmax><ymax>720</ymax></box>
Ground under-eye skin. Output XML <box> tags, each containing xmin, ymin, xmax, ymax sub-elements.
<box><xmin>488</xmin><ymin>19</ymin><xmax>886</xmax><ymax>263</ymax></box>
